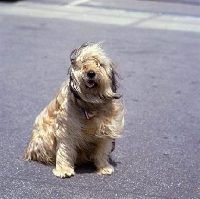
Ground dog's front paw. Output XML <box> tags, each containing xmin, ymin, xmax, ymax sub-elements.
<box><xmin>53</xmin><ymin>167</ymin><xmax>75</xmax><ymax>178</ymax></box>
<box><xmin>96</xmin><ymin>165</ymin><xmax>114</xmax><ymax>175</ymax></box>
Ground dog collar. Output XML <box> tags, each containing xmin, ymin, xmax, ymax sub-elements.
<box><xmin>82</xmin><ymin>109</ymin><xmax>93</xmax><ymax>120</ymax></box>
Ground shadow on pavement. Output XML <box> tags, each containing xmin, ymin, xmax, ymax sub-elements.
<box><xmin>75</xmin><ymin>158</ymin><xmax>119</xmax><ymax>174</ymax></box>
<box><xmin>0</xmin><ymin>0</ymin><xmax>22</xmax><ymax>2</ymax></box>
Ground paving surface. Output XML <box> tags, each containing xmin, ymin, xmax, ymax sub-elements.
<box><xmin>0</xmin><ymin>0</ymin><xmax>200</xmax><ymax>198</ymax></box>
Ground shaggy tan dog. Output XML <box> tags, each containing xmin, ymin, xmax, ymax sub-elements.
<box><xmin>24</xmin><ymin>42</ymin><xmax>124</xmax><ymax>178</ymax></box>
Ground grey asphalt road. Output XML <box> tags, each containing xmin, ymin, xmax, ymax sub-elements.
<box><xmin>0</xmin><ymin>0</ymin><xmax>200</xmax><ymax>198</ymax></box>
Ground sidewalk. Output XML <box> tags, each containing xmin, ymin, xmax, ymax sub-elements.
<box><xmin>149</xmin><ymin>0</ymin><xmax>200</xmax><ymax>5</ymax></box>
<box><xmin>84</xmin><ymin>0</ymin><xmax>200</xmax><ymax>17</ymax></box>
<box><xmin>17</xmin><ymin>0</ymin><xmax>200</xmax><ymax>16</ymax></box>
<box><xmin>1</xmin><ymin>1</ymin><xmax>200</xmax><ymax>33</ymax></box>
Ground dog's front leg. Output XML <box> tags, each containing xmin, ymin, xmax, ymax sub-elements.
<box><xmin>94</xmin><ymin>139</ymin><xmax>114</xmax><ymax>175</ymax></box>
<box><xmin>52</xmin><ymin>136</ymin><xmax>76</xmax><ymax>178</ymax></box>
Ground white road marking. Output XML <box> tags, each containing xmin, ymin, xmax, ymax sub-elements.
<box><xmin>1</xmin><ymin>2</ymin><xmax>200</xmax><ymax>33</ymax></box>
<box><xmin>67</xmin><ymin>0</ymin><xmax>91</xmax><ymax>6</ymax></box>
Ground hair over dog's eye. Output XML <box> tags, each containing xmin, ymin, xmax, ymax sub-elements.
<box><xmin>98</xmin><ymin>63</ymin><xmax>103</xmax><ymax>67</ymax></box>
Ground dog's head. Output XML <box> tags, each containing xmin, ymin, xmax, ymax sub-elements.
<box><xmin>69</xmin><ymin>42</ymin><xmax>121</xmax><ymax>103</ymax></box>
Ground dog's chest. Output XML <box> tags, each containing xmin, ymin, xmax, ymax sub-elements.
<box><xmin>82</xmin><ymin>119</ymin><xmax>98</xmax><ymax>136</ymax></box>
<box><xmin>79</xmin><ymin>109</ymin><xmax>98</xmax><ymax>136</ymax></box>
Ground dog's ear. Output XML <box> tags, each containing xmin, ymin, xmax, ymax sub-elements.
<box><xmin>70</xmin><ymin>49</ymin><xmax>77</xmax><ymax>65</ymax></box>
<box><xmin>110</xmin><ymin>62</ymin><xmax>119</xmax><ymax>93</ymax></box>
<box><xmin>110</xmin><ymin>62</ymin><xmax>122</xmax><ymax>99</ymax></box>
<box><xmin>70</xmin><ymin>42</ymin><xmax>94</xmax><ymax>65</ymax></box>
<box><xmin>111</xmin><ymin>69</ymin><xmax>117</xmax><ymax>93</ymax></box>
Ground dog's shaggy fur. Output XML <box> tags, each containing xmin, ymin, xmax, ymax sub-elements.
<box><xmin>24</xmin><ymin>42</ymin><xmax>124</xmax><ymax>178</ymax></box>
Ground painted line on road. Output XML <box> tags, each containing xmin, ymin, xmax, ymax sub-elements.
<box><xmin>67</xmin><ymin>0</ymin><xmax>91</xmax><ymax>6</ymax></box>
<box><xmin>1</xmin><ymin>2</ymin><xmax>200</xmax><ymax>33</ymax></box>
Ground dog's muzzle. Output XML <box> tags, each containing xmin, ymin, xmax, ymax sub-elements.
<box><xmin>85</xmin><ymin>70</ymin><xmax>97</xmax><ymax>89</ymax></box>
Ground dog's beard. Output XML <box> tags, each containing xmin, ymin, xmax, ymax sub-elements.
<box><xmin>69</xmin><ymin>69</ymin><xmax>119</xmax><ymax>104</ymax></box>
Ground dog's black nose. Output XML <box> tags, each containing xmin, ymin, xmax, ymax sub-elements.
<box><xmin>87</xmin><ymin>70</ymin><xmax>96</xmax><ymax>78</ymax></box>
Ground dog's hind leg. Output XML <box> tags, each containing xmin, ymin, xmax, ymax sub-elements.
<box><xmin>24</xmin><ymin>99</ymin><xmax>57</xmax><ymax>165</ymax></box>
<box><xmin>24</xmin><ymin>128</ymin><xmax>56</xmax><ymax>165</ymax></box>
